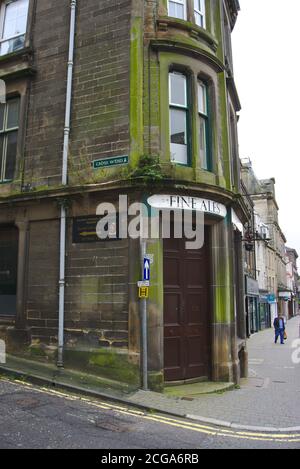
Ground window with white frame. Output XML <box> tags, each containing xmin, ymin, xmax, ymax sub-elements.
<box><xmin>0</xmin><ymin>0</ymin><xmax>29</xmax><ymax>56</ymax></box>
<box><xmin>0</xmin><ymin>97</ymin><xmax>20</xmax><ymax>182</ymax></box>
<box><xmin>168</xmin><ymin>0</ymin><xmax>187</xmax><ymax>21</ymax></box>
<box><xmin>194</xmin><ymin>0</ymin><xmax>206</xmax><ymax>28</ymax></box>
<box><xmin>169</xmin><ymin>72</ymin><xmax>189</xmax><ymax>165</ymax></box>
<box><xmin>198</xmin><ymin>81</ymin><xmax>209</xmax><ymax>170</ymax></box>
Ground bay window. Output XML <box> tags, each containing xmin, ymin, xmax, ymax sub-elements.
<box><xmin>0</xmin><ymin>97</ymin><xmax>20</xmax><ymax>182</ymax></box>
<box><xmin>0</xmin><ymin>0</ymin><xmax>29</xmax><ymax>56</ymax></box>
<box><xmin>168</xmin><ymin>0</ymin><xmax>187</xmax><ymax>21</ymax></box>
<box><xmin>169</xmin><ymin>72</ymin><xmax>189</xmax><ymax>165</ymax></box>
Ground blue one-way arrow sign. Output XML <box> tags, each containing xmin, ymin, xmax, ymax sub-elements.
<box><xmin>143</xmin><ymin>258</ymin><xmax>150</xmax><ymax>282</ymax></box>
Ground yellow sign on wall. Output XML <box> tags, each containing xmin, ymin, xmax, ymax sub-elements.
<box><xmin>139</xmin><ymin>287</ymin><xmax>149</xmax><ymax>299</ymax></box>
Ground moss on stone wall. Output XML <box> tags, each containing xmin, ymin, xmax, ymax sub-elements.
<box><xmin>64</xmin><ymin>348</ymin><xmax>140</xmax><ymax>387</ymax></box>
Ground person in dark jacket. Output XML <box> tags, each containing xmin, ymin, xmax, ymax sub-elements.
<box><xmin>274</xmin><ymin>316</ymin><xmax>285</xmax><ymax>344</ymax></box>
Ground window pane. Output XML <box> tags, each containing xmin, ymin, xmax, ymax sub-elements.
<box><xmin>170</xmin><ymin>108</ymin><xmax>186</xmax><ymax>145</ymax></box>
<box><xmin>194</xmin><ymin>0</ymin><xmax>206</xmax><ymax>28</ymax></box>
<box><xmin>7</xmin><ymin>99</ymin><xmax>20</xmax><ymax>129</ymax></box>
<box><xmin>0</xmin><ymin>135</ymin><xmax>4</xmax><ymax>180</ymax></box>
<box><xmin>4</xmin><ymin>131</ymin><xmax>17</xmax><ymax>180</ymax></box>
<box><xmin>177</xmin><ymin>4</ymin><xmax>184</xmax><ymax>19</ymax></box>
<box><xmin>169</xmin><ymin>0</ymin><xmax>186</xmax><ymax>20</ymax></box>
<box><xmin>169</xmin><ymin>2</ymin><xmax>176</xmax><ymax>17</ymax></box>
<box><xmin>2</xmin><ymin>0</ymin><xmax>29</xmax><ymax>40</ymax></box>
<box><xmin>170</xmin><ymin>108</ymin><xmax>187</xmax><ymax>165</ymax></box>
<box><xmin>0</xmin><ymin>35</ymin><xmax>25</xmax><ymax>55</ymax></box>
<box><xmin>194</xmin><ymin>0</ymin><xmax>200</xmax><ymax>10</ymax></box>
<box><xmin>195</xmin><ymin>12</ymin><xmax>204</xmax><ymax>27</ymax></box>
<box><xmin>199</xmin><ymin>117</ymin><xmax>208</xmax><ymax>169</ymax></box>
<box><xmin>198</xmin><ymin>82</ymin><xmax>207</xmax><ymax>115</ymax></box>
<box><xmin>170</xmin><ymin>73</ymin><xmax>187</xmax><ymax>107</ymax></box>
<box><xmin>0</xmin><ymin>105</ymin><xmax>4</xmax><ymax>131</ymax></box>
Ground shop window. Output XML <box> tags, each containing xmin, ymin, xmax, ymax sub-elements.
<box><xmin>0</xmin><ymin>0</ymin><xmax>29</xmax><ymax>56</ymax></box>
<box><xmin>0</xmin><ymin>97</ymin><xmax>20</xmax><ymax>182</ymax></box>
<box><xmin>169</xmin><ymin>71</ymin><xmax>189</xmax><ymax>165</ymax></box>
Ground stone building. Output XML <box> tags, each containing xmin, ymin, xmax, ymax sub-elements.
<box><xmin>241</xmin><ymin>159</ymin><xmax>289</xmax><ymax>324</ymax></box>
<box><xmin>285</xmin><ymin>248</ymin><xmax>299</xmax><ymax>318</ymax></box>
<box><xmin>0</xmin><ymin>0</ymin><xmax>249</xmax><ymax>390</ymax></box>
<box><xmin>254</xmin><ymin>212</ymin><xmax>273</xmax><ymax>329</ymax></box>
<box><xmin>240</xmin><ymin>176</ymin><xmax>259</xmax><ymax>335</ymax></box>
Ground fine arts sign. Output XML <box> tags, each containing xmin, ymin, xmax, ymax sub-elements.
<box><xmin>147</xmin><ymin>195</ymin><xmax>227</xmax><ymax>218</ymax></box>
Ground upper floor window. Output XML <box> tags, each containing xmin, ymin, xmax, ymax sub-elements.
<box><xmin>169</xmin><ymin>72</ymin><xmax>189</xmax><ymax>165</ymax></box>
<box><xmin>194</xmin><ymin>0</ymin><xmax>206</xmax><ymax>28</ymax></box>
<box><xmin>168</xmin><ymin>0</ymin><xmax>206</xmax><ymax>28</ymax></box>
<box><xmin>198</xmin><ymin>81</ymin><xmax>209</xmax><ymax>170</ymax></box>
<box><xmin>168</xmin><ymin>0</ymin><xmax>187</xmax><ymax>21</ymax></box>
<box><xmin>0</xmin><ymin>97</ymin><xmax>20</xmax><ymax>182</ymax></box>
<box><xmin>223</xmin><ymin>6</ymin><xmax>233</xmax><ymax>72</ymax></box>
<box><xmin>0</xmin><ymin>0</ymin><xmax>29</xmax><ymax>56</ymax></box>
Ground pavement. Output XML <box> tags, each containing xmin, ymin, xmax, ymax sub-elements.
<box><xmin>1</xmin><ymin>315</ymin><xmax>300</xmax><ymax>433</ymax></box>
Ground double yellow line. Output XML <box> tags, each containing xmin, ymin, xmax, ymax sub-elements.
<box><xmin>10</xmin><ymin>379</ymin><xmax>300</xmax><ymax>444</ymax></box>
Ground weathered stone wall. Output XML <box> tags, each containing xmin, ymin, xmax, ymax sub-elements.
<box><xmin>26</xmin><ymin>219</ymin><xmax>60</xmax><ymax>344</ymax></box>
<box><xmin>64</xmin><ymin>228</ymin><xmax>129</xmax><ymax>350</ymax></box>
<box><xmin>68</xmin><ymin>0</ymin><xmax>132</xmax><ymax>184</ymax></box>
<box><xmin>23</xmin><ymin>0</ymin><xmax>132</xmax><ymax>189</ymax></box>
<box><xmin>23</xmin><ymin>0</ymin><xmax>70</xmax><ymax>188</ymax></box>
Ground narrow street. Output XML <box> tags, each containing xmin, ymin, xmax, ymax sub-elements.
<box><xmin>0</xmin><ymin>0</ymin><xmax>299</xmax><ymax>453</ymax></box>
<box><xmin>0</xmin><ymin>378</ymin><xmax>299</xmax><ymax>450</ymax></box>
<box><xmin>0</xmin><ymin>317</ymin><xmax>299</xmax><ymax>450</ymax></box>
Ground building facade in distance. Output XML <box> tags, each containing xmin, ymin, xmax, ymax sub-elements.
<box><xmin>285</xmin><ymin>248</ymin><xmax>299</xmax><ymax>318</ymax></box>
<box><xmin>240</xmin><ymin>159</ymin><xmax>297</xmax><ymax>326</ymax></box>
<box><xmin>0</xmin><ymin>0</ymin><xmax>249</xmax><ymax>390</ymax></box>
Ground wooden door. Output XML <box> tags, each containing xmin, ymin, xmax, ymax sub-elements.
<box><xmin>163</xmin><ymin>228</ymin><xmax>210</xmax><ymax>381</ymax></box>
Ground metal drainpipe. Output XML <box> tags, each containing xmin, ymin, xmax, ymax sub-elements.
<box><xmin>57</xmin><ymin>0</ymin><xmax>77</xmax><ymax>367</ymax></box>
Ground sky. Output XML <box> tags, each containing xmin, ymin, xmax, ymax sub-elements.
<box><xmin>232</xmin><ymin>0</ymin><xmax>300</xmax><ymax>266</ymax></box>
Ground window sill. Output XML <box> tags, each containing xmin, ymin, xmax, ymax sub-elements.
<box><xmin>157</xmin><ymin>17</ymin><xmax>218</xmax><ymax>52</ymax></box>
<box><xmin>0</xmin><ymin>46</ymin><xmax>31</xmax><ymax>63</ymax></box>
<box><xmin>0</xmin><ymin>46</ymin><xmax>35</xmax><ymax>80</ymax></box>
<box><xmin>0</xmin><ymin>316</ymin><xmax>15</xmax><ymax>325</ymax></box>
<box><xmin>0</xmin><ymin>180</ymin><xmax>13</xmax><ymax>185</ymax></box>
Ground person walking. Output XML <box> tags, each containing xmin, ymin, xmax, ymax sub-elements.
<box><xmin>274</xmin><ymin>316</ymin><xmax>286</xmax><ymax>344</ymax></box>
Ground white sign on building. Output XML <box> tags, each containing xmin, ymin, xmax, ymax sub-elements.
<box><xmin>147</xmin><ymin>195</ymin><xmax>227</xmax><ymax>218</ymax></box>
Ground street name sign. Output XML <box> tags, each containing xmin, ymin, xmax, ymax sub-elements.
<box><xmin>92</xmin><ymin>155</ymin><xmax>129</xmax><ymax>170</ymax></box>
<box><xmin>137</xmin><ymin>281</ymin><xmax>150</xmax><ymax>288</ymax></box>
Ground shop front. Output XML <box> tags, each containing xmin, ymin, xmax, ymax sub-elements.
<box><xmin>245</xmin><ymin>277</ymin><xmax>260</xmax><ymax>334</ymax></box>
<box><xmin>259</xmin><ymin>294</ymin><xmax>271</xmax><ymax>330</ymax></box>
<box><xmin>146</xmin><ymin>193</ymin><xmax>247</xmax><ymax>387</ymax></box>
